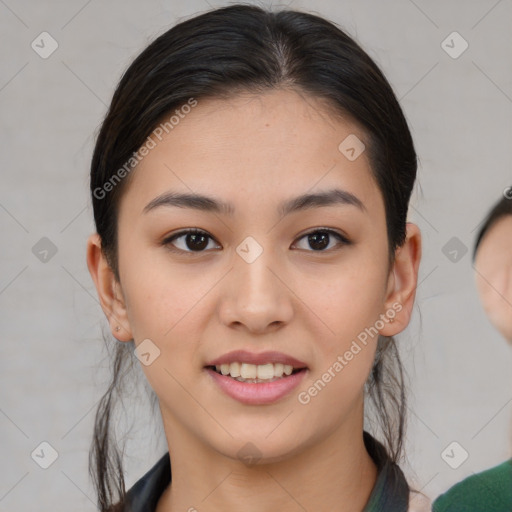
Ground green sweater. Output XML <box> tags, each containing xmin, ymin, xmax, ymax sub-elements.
<box><xmin>432</xmin><ymin>459</ymin><xmax>512</xmax><ymax>512</ymax></box>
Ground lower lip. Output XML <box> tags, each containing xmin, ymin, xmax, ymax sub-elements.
<box><xmin>205</xmin><ymin>368</ymin><xmax>308</xmax><ymax>405</ymax></box>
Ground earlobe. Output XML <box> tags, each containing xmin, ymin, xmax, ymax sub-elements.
<box><xmin>378</xmin><ymin>222</ymin><xmax>422</xmax><ymax>336</ymax></box>
<box><xmin>86</xmin><ymin>233</ymin><xmax>133</xmax><ymax>342</ymax></box>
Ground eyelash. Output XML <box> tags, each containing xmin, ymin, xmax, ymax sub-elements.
<box><xmin>161</xmin><ymin>227</ymin><xmax>351</xmax><ymax>255</ymax></box>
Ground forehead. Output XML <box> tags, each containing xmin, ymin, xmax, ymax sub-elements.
<box><xmin>118</xmin><ymin>88</ymin><xmax>384</xmax><ymax>219</ymax></box>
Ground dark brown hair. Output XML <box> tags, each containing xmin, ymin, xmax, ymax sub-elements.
<box><xmin>473</xmin><ymin>191</ymin><xmax>512</xmax><ymax>259</ymax></box>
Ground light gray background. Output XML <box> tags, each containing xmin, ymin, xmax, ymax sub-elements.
<box><xmin>1</xmin><ymin>0</ymin><xmax>511</xmax><ymax>510</ymax></box>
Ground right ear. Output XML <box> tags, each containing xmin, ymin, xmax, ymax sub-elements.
<box><xmin>86</xmin><ymin>233</ymin><xmax>133</xmax><ymax>342</ymax></box>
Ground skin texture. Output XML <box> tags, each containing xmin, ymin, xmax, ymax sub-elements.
<box><xmin>87</xmin><ymin>88</ymin><xmax>421</xmax><ymax>512</ymax></box>
<box><xmin>474</xmin><ymin>214</ymin><xmax>512</xmax><ymax>343</ymax></box>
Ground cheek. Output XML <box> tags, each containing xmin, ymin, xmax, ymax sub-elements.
<box><xmin>296</xmin><ymin>255</ymin><xmax>388</xmax><ymax>346</ymax></box>
<box><xmin>290</xmin><ymin>265</ymin><xmax>386</xmax><ymax>412</ymax></box>
<box><xmin>119</xmin><ymin>256</ymin><xmax>214</xmax><ymax>399</ymax></box>
<box><xmin>294</xmin><ymin>273</ymin><xmax>385</xmax><ymax>423</ymax></box>
<box><xmin>118</xmin><ymin>233</ymin><xmax>209</xmax><ymax>333</ymax></box>
<box><xmin>123</xmin><ymin>263</ymin><xmax>211</xmax><ymax>341</ymax></box>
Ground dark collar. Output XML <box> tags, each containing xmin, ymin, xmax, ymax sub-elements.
<box><xmin>124</xmin><ymin>432</ymin><xmax>409</xmax><ymax>511</ymax></box>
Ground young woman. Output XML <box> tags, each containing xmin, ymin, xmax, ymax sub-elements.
<box><xmin>433</xmin><ymin>192</ymin><xmax>512</xmax><ymax>512</ymax></box>
<box><xmin>86</xmin><ymin>4</ymin><xmax>424</xmax><ymax>511</ymax></box>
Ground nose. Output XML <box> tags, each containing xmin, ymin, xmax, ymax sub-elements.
<box><xmin>217</xmin><ymin>240</ymin><xmax>294</xmax><ymax>334</ymax></box>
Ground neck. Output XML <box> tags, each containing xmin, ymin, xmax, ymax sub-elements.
<box><xmin>156</xmin><ymin>403</ymin><xmax>378</xmax><ymax>512</ymax></box>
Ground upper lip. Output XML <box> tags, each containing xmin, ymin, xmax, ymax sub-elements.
<box><xmin>205</xmin><ymin>350</ymin><xmax>308</xmax><ymax>368</ymax></box>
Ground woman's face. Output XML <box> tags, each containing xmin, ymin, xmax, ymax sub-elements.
<box><xmin>97</xmin><ymin>89</ymin><xmax>416</xmax><ymax>463</ymax></box>
<box><xmin>475</xmin><ymin>214</ymin><xmax>512</xmax><ymax>343</ymax></box>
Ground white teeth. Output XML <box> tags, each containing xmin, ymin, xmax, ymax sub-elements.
<box><xmin>257</xmin><ymin>363</ymin><xmax>274</xmax><ymax>380</ymax></box>
<box><xmin>229</xmin><ymin>361</ymin><xmax>241</xmax><ymax>377</ymax></box>
<box><xmin>240</xmin><ymin>363</ymin><xmax>257</xmax><ymax>379</ymax></box>
<box><xmin>213</xmin><ymin>362</ymin><xmax>300</xmax><ymax>380</ymax></box>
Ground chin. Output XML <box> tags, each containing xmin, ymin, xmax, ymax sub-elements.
<box><xmin>216</xmin><ymin>430</ymin><xmax>306</xmax><ymax>463</ymax></box>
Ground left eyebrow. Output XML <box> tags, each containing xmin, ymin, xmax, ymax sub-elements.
<box><xmin>142</xmin><ymin>188</ymin><xmax>366</xmax><ymax>216</ymax></box>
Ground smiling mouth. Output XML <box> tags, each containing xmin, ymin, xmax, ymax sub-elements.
<box><xmin>205</xmin><ymin>362</ymin><xmax>306</xmax><ymax>383</ymax></box>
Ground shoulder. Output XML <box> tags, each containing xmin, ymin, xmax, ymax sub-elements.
<box><xmin>432</xmin><ymin>459</ymin><xmax>512</xmax><ymax>512</ymax></box>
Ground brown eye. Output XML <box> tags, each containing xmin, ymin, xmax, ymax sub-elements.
<box><xmin>163</xmin><ymin>229</ymin><xmax>220</xmax><ymax>254</ymax></box>
<box><xmin>163</xmin><ymin>227</ymin><xmax>350</xmax><ymax>255</ymax></box>
<box><xmin>293</xmin><ymin>229</ymin><xmax>350</xmax><ymax>252</ymax></box>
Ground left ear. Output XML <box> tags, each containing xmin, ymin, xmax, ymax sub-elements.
<box><xmin>378</xmin><ymin>222</ymin><xmax>422</xmax><ymax>336</ymax></box>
